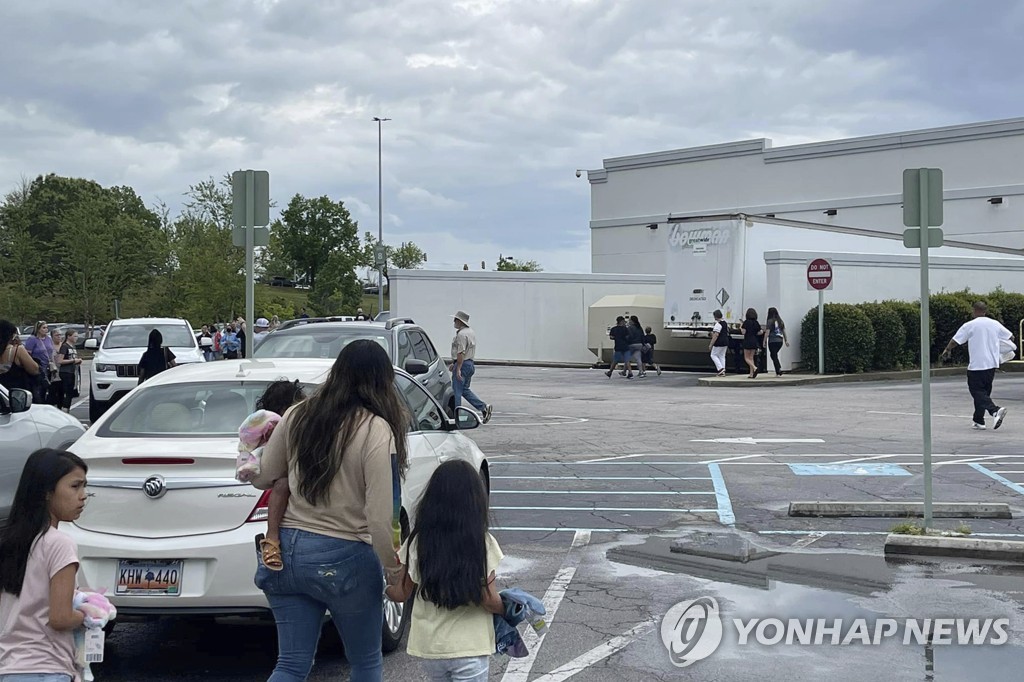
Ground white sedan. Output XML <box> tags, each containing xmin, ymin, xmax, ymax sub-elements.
<box><xmin>67</xmin><ymin>358</ymin><xmax>489</xmax><ymax>651</ymax></box>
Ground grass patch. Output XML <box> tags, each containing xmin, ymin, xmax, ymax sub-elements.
<box><xmin>953</xmin><ymin>523</ymin><xmax>972</xmax><ymax>536</ymax></box>
<box><xmin>890</xmin><ymin>521</ymin><xmax>925</xmax><ymax>536</ymax></box>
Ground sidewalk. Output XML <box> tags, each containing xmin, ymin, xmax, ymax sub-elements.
<box><xmin>699</xmin><ymin>361</ymin><xmax>1024</xmax><ymax>387</ymax></box>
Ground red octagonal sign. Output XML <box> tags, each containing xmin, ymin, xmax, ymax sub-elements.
<box><xmin>807</xmin><ymin>258</ymin><xmax>833</xmax><ymax>291</ymax></box>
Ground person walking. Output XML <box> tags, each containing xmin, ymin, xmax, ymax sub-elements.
<box><xmin>763</xmin><ymin>307</ymin><xmax>790</xmax><ymax>377</ymax></box>
<box><xmin>642</xmin><ymin>326</ymin><xmax>662</xmax><ymax>376</ymax></box>
<box><xmin>386</xmin><ymin>460</ymin><xmax>504</xmax><ymax>681</ymax></box>
<box><xmin>55</xmin><ymin>331</ymin><xmax>82</xmax><ymax>413</ymax></box>
<box><xmin>0</xmin><ymin>320</ymin><xmax>39</xmax><ymax>392</ymax></box>
<box><xmin>47</xmin><ymin>329</ymin><xmax>65</xmax><ymax>407</ymax></box>
<box><xmin>741</xmin><ymin>308</ymin><xmax>763</xmax><ymax>379</ymax></box>
<box><xmin>605</xmin><ymin>316</ymin><xmax>629</xmax><ymax>378</ymax></box>
<box><xmin>626</xmin><ymin>315</ymin><xmax>646</xmax><ymax>378</ymax></box>
<box><xmin>23</xmin><ymin>322</ymin><xmax>54</xmax><ymax>404</ymax></box>
<box><xmin>223</xmin><ymin>324</ymin><xmax>241</xmax><ymax>360</ymax></box>
<box><xmin>251</xmin><ymin>340</ymin><xmax>410</xmax><ymax>682</ymax></box>
<box><xmin>708</xmin><ymin>310</ymin><xmax>730</xmax><ymax>377</ymax></box>
<box><xmin>451</xmin><ymin>311</ymin><xmax>492</xmax><ymax>423</ymax></box>
<box><xmin>137</xmin><ymin>330</ymin><xmax>176</xmax><ymax>384</ymax></box>
<box><xmin>235</xmin><ymin>318</ymin><xmax>248</xmax><ymax>359</ymax></box>
<box><xmin>941</xmin><ymin>301</ymin><xmax>1012</xmax><ymax>430</ymax></box>
<box><xmin>0</xmin><ymin>448</ymin><xmax>92</xmax><ymax>682</ymax></box>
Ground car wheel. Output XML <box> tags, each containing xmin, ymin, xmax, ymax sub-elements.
<box><xmin>88</xmin><ymin>389</ymin><xmax>108</xmax><ymax>424</ymax></box>
<box><xmin>381</xmin><ymin>509</ymin><xmax>413</xmax><ymax>653</ymax></box>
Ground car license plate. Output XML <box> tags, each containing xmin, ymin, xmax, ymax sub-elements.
<box><xmin>115</xmin><ymin>560</ymin><xmax>183</xmax><ymax>596</ymax></box>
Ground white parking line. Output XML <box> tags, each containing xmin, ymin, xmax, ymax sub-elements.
<box><xmin>492</xmin><ymin>527</ymin><xmax>626</xmax><ymax>532</ymax></box>
<box><xmin>491</xmin><ymin>506</ymin><xmax>717</xmax><ymax>512</ymax></box>
<box><xmin>531</xmin><ymin>619</ymin><xmax>658</xmax><ymax>682</ymax></box>
<box><xmin>70</xmin><ymin>398</ymin><xmax>88</xmax><ymax>410</ymax></box>
<box><xmin>790</xmin><ymin>532</ymin><xmax>826</xmax><ymax>548</ymax></box>
<box><xmin>491</xmin><ymin>476</ymin><xmax>713</xmax><ymax>481</ymax></box>
<box><xmin>492</xmin><ymin>490</ymin><xmax>715</xmax><ymax>496</ymax></box>
<box><xmin>501</xmin><ymin>530</ymin><xmax>591</xmax><ymax>682</ymax></box>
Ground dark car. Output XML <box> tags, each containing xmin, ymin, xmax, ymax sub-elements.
<box><xmin>254</xmin><ymin>319</ymin><xmax>455</xmax><ymax>414</ymax></box>
<box><xmin>269</xmin><ymin>276</ymin><xmax>295</xmax><ymax>287</ymax></box>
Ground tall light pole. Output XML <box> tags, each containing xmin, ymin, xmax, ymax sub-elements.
<box><xmin>373</xmin><ymin>116</ymin><xmax>391</xmax><ymax>316</ymax></box>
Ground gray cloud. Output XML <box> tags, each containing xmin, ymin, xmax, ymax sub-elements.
<box><xmin>1</xmin><ymin>0</ymin><xmax>1020</xmax><ymax>271</ymax></box>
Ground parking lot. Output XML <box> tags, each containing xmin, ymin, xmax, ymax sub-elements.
<box><xmin>86</xmin><ymin>365</ymin><xmax>1024</xmax><ymax>681</ymax></box>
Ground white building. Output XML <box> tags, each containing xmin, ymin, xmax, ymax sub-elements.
<box><xmin>588</xmin><ymin>117</ymin><xmax>1024</xmax><ymax>275</ymax></box>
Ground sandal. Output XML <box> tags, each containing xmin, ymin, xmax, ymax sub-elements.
<box><xmin>259</xmin><ymin>537</ymin><xmax>284</xmax><ymax>571</ymax></box>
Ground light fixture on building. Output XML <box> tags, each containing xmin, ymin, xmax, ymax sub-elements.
<box><xmin>989</xmin><ymin>197</ymin><xmax>1004</xmax><ymax>205</ymax></box>
<box><xmin>765</xmin><ymin>213</ymin><xmax>776</xmax><ymax>218</ymax></box>
<box><xmin>647</xmin><ymin>223</ymin><xmax>659</xmax><ymax>230</ymax></box>
<box><xmin>824</xmin><ymin>209</ymin><xmax>838</xmax><ymax>216</ymax></box>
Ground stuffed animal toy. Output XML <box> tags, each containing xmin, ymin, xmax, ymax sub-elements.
<box><xmin>235</xmin><ymin>409</ymin><xmax>281</xmax><ymax>483</ymax></box>
<box><xmin>73</xmin><ymin>590</ymin><xmax>118</xmax><ymax>681</ymax></box>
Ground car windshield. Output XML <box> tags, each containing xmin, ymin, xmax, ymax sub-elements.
<box><xmin>98</xmin><ymin>381</ymin><xmax>318</xmax><ymax>438</ymax></box>
<box><xmin>103</xmin><ymin>323</ymin><xmax>195</xmax><ymax>349</ymax></box>
<box><xmin>254</xmin><ymin>328</ymin><xmax>391</xmax><ymax>360</ymax></box>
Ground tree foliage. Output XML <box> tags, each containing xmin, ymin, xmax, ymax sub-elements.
<box><xmin>497</xmin><ymin>257</ymin><xmax>542</xmax><ymax>272</ymax></box>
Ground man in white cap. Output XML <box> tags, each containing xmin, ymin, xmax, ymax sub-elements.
<box><xmin>253</xmin><ymin>317</ymin><xmax>271</xmax><ymax>348</ymax></box>
<box><xmin>451</xmin><ymin>310</ymin><xmax>492</xmax><ymax>423</ymax></box>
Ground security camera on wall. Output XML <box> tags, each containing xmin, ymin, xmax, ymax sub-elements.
<box><xmin>575</xmin><ymin>169</ymin><xmax>582</xmax><ymax>178</ymax></box>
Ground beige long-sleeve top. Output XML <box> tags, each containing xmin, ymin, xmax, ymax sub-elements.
<box><xmin>251</xmin><ymin>406</ymin><xmax>400</xmax><ymax>575</ymax></box>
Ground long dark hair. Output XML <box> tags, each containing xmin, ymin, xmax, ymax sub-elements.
<box><xmin>0</xmin><ymin>319</ymin><xmax>16</xmax><ymax>350</ymax></box>
<box><xmin>0</xmin><ymin>449</ymin><xmax>88</xmax><ymax>596</ymax></box>
<box><xmin>410</xmin><ymin>460</ymin><xmax>490</xmax><ymax>610</ymax></box>
<box><xmin>288</xmin><ymin>340</ymin><xmax>409</xmax><ymax>506</ymax></box>
<box><xmin>766</xmin><ymin>307</ymin><xmax>785</xmax><ymax>330</ymax></box>
<box><xmin>630</xmin><ymin>315</ymin><xmax>642</xmax><ymax>329</ymax></box>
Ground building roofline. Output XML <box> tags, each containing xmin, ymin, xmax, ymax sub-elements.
<box><xmin>600</xmin><ymin>117</ymin><xmax>1024</xmax><ymax>171</ymax></box>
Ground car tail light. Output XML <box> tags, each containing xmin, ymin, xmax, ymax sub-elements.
<box><xmin>247</xmin><ymin>490</ymin><xmax>272</xmax><ymax>523</ymax></box>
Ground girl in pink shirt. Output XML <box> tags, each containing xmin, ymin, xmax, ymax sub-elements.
<box><xmin>0</xmin><ymin>449</ymin><xmax>91</xmax><ymax>682</ymax></box>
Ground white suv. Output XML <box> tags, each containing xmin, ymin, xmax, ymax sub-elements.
<box><xmin>87</xmin><ymin>317</ymin><xmax>204</xmax><ymax>422</ymax></box>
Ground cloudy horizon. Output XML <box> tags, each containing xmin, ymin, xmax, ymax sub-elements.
<box><xmin>2</xmin><ymin>0</ymin><xmax>1022</xmax><ymax>272</ymax></box>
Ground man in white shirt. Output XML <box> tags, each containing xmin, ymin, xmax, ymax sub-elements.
<box><xmin>252</xmin><ymin>318</ymin><xmax>271</xmax><ymax>349</ymax></box>
<box><xmin>450</xmin><ymin>310</ymin><xmax>492</xmax><ymax>423</ymax></box>
<box><xmin>941</xmin><ymin>301</ymin><xmax>1011</xmax><ymax>430</ymax></box>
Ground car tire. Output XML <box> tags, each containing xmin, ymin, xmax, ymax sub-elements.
<box><xmin>88</xmin><ymin>389</ymin><xmax>108</xmax><ymax>424</ymax></box>
<box><xmin>381</xmin><ymin>509</ymin><xmax>413</xmax><ymax>653</ymax></box>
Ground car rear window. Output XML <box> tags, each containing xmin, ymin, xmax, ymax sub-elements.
<box><xmin>254</xmin><ymin>328</ymin><xmax>391</xmax><ymax>360</ymax></box>
<box><xmin>103</xmin><ymin>323</ymin><xmax>194</xmax><ymax>349</ymax></box>
<box><xmin>97</xmin><ymin>381</ymin><xmax>317</xmax><ymax>438</ymax></box>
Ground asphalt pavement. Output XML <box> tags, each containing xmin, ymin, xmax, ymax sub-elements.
<box><xmin>82</xmin><ymin>364</ymin><xmax>1024</xmax><ymax>681</ymax></box>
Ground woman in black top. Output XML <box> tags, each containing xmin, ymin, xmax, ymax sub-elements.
<box><xmin>138</xmin><ymin>330</ymin><xmax>176</xmax><ymax>384</ymax></box>
<box><xmin>741</xmin><ymin>308</ymin><xmax>763</xmax><ymax>379</ymax></box>
<box><xmin>55</xmin><ymin>330</ymin><xmax>82</xmax><ymax>411</ymax></box>
<box><xmin>0</xmin><ymin>320</ymin><xmax>38</xmax><ymax>392</ymax></box>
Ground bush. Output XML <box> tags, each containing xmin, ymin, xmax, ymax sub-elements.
<box><xmin>882</xmin><ymin>300</ymin><xmax>939</xmax><ymax>369</ymax></box>
<box><xmin>988</xmin><ymin>288</ymin><xmax>1024</xmax><ymax>338</ymax></box>
<box><xmin>928</xmin><ymin>293</ymin><xmax>972</xmax><ymax>364</ymax></box>
<box><xmin>859</xmin><ymin>302</ymin><xmax>906</xmax><ymax>371</ymax></box>
<box><xmin>801</xmin><ymin>303</ymin><xmax>875</xmax><ymax>374</ymax></box>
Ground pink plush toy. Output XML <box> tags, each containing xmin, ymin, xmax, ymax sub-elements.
<box><xmin>73</xmin><ymin>590</ymin><xmax>117</xmax><ymax>680</ymax></box>
<box><xmin>235</xmin><ymin>409</ymin><xmax>282</xmax><ymax>483</ymax></box>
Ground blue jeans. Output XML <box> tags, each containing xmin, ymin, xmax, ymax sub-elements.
<box><xmin>453</xmin><ymin>360</ymin><xmax>486</xmax><ymax>412</ymax></box>
<box><xmin>0</xmin><ymin>675</ymin><xmax>73</xmax><ymax>682</ymax></box>
<box><xmin>420</xmin><ymin>656</ymin><xmax>489</xmax><ymax>681</ymax></box>
<box><xmin>255</xmin><ymin>528</ymin><xmax>385</xmax><ymax>682</ymax></box>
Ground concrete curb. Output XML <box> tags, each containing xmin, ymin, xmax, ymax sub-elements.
<box><xmin>884</xmin><ymin>533</ymin><xmax>1024</xmax><ymax>562</ymax></box>
<box><xmin>788</xmin><ymin>501</ymin><xmax>1012</xmax><ymax>519</ymax></box>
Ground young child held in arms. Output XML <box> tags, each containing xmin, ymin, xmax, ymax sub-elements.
<box><xmin>235</xmin><ymin>379</ymin><xmax>306</xmax><ymax>571</ymax></box>
<box><xmin>386</xmin><ymin>460</ymin><xmax>505</xmax><ymax>681</ymax></box>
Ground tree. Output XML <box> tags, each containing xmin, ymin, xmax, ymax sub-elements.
<box><xmin>390</xmin><ymin>242</ymin><xmax>426</xmax><ymax>270</ymax></box>
<box><xmin>278</xmin><ymin>195</ymin><xmax>359</xmax><ymax>290</ymax></box>
<box><xmin>497</xmin><ymin>256</ymin><xmax>542</xmax><ymax>272</ymax></box>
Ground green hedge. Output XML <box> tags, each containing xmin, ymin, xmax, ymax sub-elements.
<box><xmin>859</xmin><ymin>302</ymin><xmax>906</xmax><ymax>370</ymax></box>
<box><xmin>800</xmin><ymin>289</ymin><xmax>1017</xmax><ymax>373</ymax></box>
<box><xmin>800</xmin><ymin>303</ymin><xmax>876</xmax><ymax>373</ymax></box>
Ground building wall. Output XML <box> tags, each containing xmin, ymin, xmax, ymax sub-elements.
<box><xmin>590</xmin><ymin>118</ymin><xmax>1024</xmax><ymax>274</ymax></box>
<box><xmin>389</xmin><ymin>270</ymin><xmax>664</xmax><ymax>364</ymax></box>
<box><xmin>765</xmin><ymin>250</ymin><xmax>1024</xmax><ymax>370</ymax></box>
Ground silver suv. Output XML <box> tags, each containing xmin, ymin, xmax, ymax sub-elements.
<box><xmin>253</xmin><ymin>318</ymin><xmax>455</xmax><ymax>414</ymax></box>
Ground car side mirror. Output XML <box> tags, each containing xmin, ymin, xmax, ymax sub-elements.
<box><xmin>10</xmin><ymin>389</ymin><xmax>32</xmax><ymax>414</ymax></box>
<box><xmin>404</xmin><ymin>359</ymin><xmax>429</xmax><ymax>376</ymax></box>
<box><xmin>454</xmin><ymin>406</ymin><xmax>480</xmax><ymax>430</ymax></box>
<box><xmin>84</xmin><ymin>339</ymin><xmax>99</xmax><ymax>350</ymax></box>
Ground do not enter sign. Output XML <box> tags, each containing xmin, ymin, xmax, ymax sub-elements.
<box><xmin>807</xmin><ymin>258</ymin><xmax>833</xmax><ymax>291</ymax></box>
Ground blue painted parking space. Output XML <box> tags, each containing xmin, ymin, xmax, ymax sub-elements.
<box><xmin>788</xmin><ymin>463</ymin><xmax>912</xmax><ymax>476</ymax></box>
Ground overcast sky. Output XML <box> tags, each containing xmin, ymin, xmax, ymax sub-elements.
<box><xmin>2</xmin><ymin>0</ymin><xmax>1022</xmax><ymax>272</ymax></box>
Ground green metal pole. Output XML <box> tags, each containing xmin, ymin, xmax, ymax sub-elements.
<box><xmin>919</xmin><ymin>169</ymin><xmax>933</xmax><ymax>530</ymax></box>
<box><xmin>818</xmin><ymin>290</ymin><xmax>824</xmax><ymax>374</ymax></box>
<box><xmin>245</xmin><ymin>170</ymin><xmax>255</xmax><ymax>360</ymax></box>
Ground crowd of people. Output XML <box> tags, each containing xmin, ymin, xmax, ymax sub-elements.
<box><xmin>709</xmin><ymin>306</ymin><xmax>790</xmax><ymax>378</ymax></box>
<box><xmin>0</xmin><ymin>320</ymin><xmax>82</xmax><ymax>412</ymax></box>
